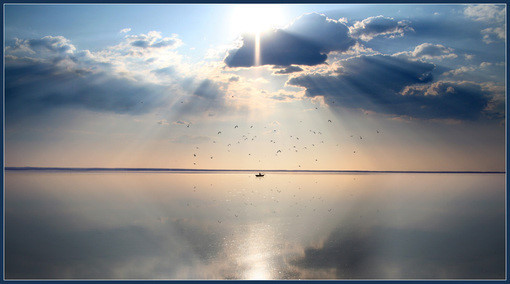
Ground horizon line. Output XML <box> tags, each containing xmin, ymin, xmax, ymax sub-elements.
<box><xmin>3</xmin><ymin>167</ymin><xmax>506</xmax><ymax>174</ymax></box>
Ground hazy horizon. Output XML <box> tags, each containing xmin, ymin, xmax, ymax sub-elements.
<box><xmin>4</xmin><ymin>166</ymin><xmax>506</xmax><ymax>173</ymax></box>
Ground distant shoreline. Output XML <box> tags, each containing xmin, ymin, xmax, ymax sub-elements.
<box><xmin>3</xmin><ymin>167</ymin><xmax>505</xmax><ymax>174</ymax></box>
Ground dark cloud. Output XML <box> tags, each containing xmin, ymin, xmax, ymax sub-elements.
<box><xmin>5</xmin><ymin>59</ymin><xmax>170</xmax><ymax>121</ymax></box>
<box><xmin>273</xmin><ymin>66</ymin><xmax>304</xmax><ymax>75</ymax></box>
<box><xmin>225</xmin><ymin>13</ymin><xmax>355</xmax><ymax>67</ymax></box>
<box><xmin>350</xmin><ymin>15</ymin><xmax>412</xmax><ymax>41</ymax></box>
<box><xmin>288</xmin><ymin>54</ymin><xmax>497</xmax><ymax>120</ymax></box>
<box><xmin>5</xmin><ymin>213</ymin><xmax>223</xmax><ymax>279</ymax></box>
<box><xmin>291</xmin><ymin>226</ymin><xmax>378</xmax><ymax>278</ymax></box>
<box><xmin>228</xmin><ymin>76</ymin><xmax>239</xmax><ymax>82</ymax></box>
<box><xmin>5</xmin><ymin>34</ymin><xmax>235</xmax><ymax>122</ymax></box>
<box><xmin>13</xmin><ymin>35</ymin><xmax>76</xmax><ymax>54</ymax></box>
<box><xmin>291</xmin><ymin>219</ymin><xmax>504</xmax><ymax>279</ymax></box>
<box><xmin>399</xmin><ymin>81</ymin><xmax>492</xmax><ymax>120</ymax></box>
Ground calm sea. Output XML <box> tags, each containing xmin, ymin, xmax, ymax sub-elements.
<box><xmin>4</xmin><ymin>171</ymin><xmax>506</xmax><ymax>279</ymax></box>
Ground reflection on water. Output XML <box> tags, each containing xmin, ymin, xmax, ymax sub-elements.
<box><xmin>5</xmin><ymin>171</ymin><xmax>505</xmax><ymax>279</ymax></box>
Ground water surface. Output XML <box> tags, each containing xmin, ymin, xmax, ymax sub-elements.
<box><xmin>4</xmin><ymin>171</ymin><xmax>505</xmax><ymax>279</ymax></box>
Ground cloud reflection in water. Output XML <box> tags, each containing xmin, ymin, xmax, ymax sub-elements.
<box><xmin>5</xmin><ymin>171</ymin><xmax>505</xmax><ymax>279</ymax></box>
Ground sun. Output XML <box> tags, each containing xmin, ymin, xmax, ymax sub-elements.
<box><xmin>230</xmin><ymin>4</ymin><xmax>285</xmax><ymax>35</ymax></box>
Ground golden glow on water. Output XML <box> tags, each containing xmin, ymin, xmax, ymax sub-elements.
<box><xmin>243</xmin><ymin>223</ymin><xmax>274</xmax><ymax>279</ymax></box>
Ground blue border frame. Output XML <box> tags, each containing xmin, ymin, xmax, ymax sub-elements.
<box><xmin>0</xmin><ymin>1</ymin><xmax>507</xmax><ymax>283</ymax></box>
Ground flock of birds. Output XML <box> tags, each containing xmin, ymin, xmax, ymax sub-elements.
<box><xmin>180</xmin><ymin>119</ymin><xmax>382</xmax><ymax>169</ymax></box>
<box><xmin>154</xmin><ymin>118</ymin><xmax>384</xmax><ymax>226</ymax></box>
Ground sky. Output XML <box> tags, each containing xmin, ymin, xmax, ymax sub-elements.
<box><xmin>4</xmin><ymin>4</ymin><xmax>506</xmax><ymax>171</ymax></box>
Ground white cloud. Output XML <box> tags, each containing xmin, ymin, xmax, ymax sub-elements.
<box><xmin>349</xmin><ymin>15</ymin><xmax>413</xmax><ymax>41</ymax></box>
<box><xmin>482</xmin><ymin>27</ymin><xmax>505</xmax><ymax>44</ymax></box>
<box><xmin>411</xmin><ymin>43</ymin><xmax>457</xmax><ymax>60</ymax></box>
<box><xmin>464</xmin><ymin>5</ymin><xmax>505</xmax><ymax>23</ymax></box>
<box><xmin>120</xmin><ymin>28</ymin><xmax>131</xmax><ymax>34</ymax></box>
<box><xmin>441</xmin><ymin>66</ymin><xmax>476</xmax><ymax>77</ymax></box>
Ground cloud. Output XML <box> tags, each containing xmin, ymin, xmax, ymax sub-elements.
<box><xmin>5</xmin><ymin>58</ymin><xmax>171</xmax><ymax>121</ymax></box>
<box><xmin>288</xmin><ymin>54</ymin><xmax>498</xmax><ymax>120</ymax></box>
<box><xmin>157</xmin><ymin>119</ymin><xmax>170</xmax><ymax>125</ymax></box>
<box><xmin>441</xmin><ymin>66</ymin><xmax>476</xmax><ymax>77</ymax></box>
<box><xmin>464</xmin><ymin>4</ymin><xmax>505</xmax><ymax>23</ymax></box>
<box><xmin>12</xmin><ymin>35</ymin><xmax>76</xmax><ymax>55</ymax></box>
<box><xmin>291</xmin><ymin>221</ymin><xmax>504</xmax><ymax>279</ymax></box>
<box><xmin>224</xmin><ymin>13</ymin><xmax>355</xmax><ymax>67</ymax></box>
<box><xmin>120</xmin><ymin>28</ymin><xmax>131</xmax><ymax>34</ymax></box>
<box><xmin>349</xmin><ymin>15</ymin><xmax>413</xmax><ymax>41</ymax></box>
<box><xmin>269</xmin><ymin>93</ymin><xmax>297</xmax><ymax>101</ymax></box>
<box><xmin>125</xmin><ymin>31</ymin><xmax>181</xmax><ymax>49</ymax></box>
<box><xmin>151</xmin><ymin>66</ymin><xmax>176</xmax><ymax>76</ymax></box>
<box><xmin>6</xmin><ymin>212</ymin><xmax>223</xmax><ymax>279</ymax></box>
<box><xmin>290</xmin><ymin>226</ymin><xmax>378</xmax><ymax>278</ymax></box>
<box><xmin>398</xmin><ymin>81</ymin><xmax>493</xmax><ymax>120</ymax></box>
<box><xmin>5</xmin><ymin>34</ymin><xmax>240</xmax><ymax>122</ymax></box>
<box><xmin>481</xmin><ymin>27</ymin><xmax>505</xmax><ymax>44</ymax></box>
<box><xmin>410</xmin><ymin>43</ymin><xmax>457</xmax><ymax>59</ymax></box>
<box><xmin>173</xmin><ymin>120</ymin><xmax>190</xmax><ymax>125</ymax></box>
<box><xmin>273</xmin><ymin>66</ymin><xmax>304</xmax><ymax>75</ymax></box>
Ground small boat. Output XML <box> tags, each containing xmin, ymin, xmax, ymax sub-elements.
<box><xmin>255</xmin><ymin>172</ymin><xmax>265</xmax><ymax>177</ymax></box>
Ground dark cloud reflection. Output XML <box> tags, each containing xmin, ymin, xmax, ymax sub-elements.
<box><xmin>291</xmin><ymin>214</ymin><xmax>504</xmax><ymax>279</ymax></box>
<box><xmin>5</xmin><ymin>214</ymin><xmax>223</xmax><ymax>279</ymax></box>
